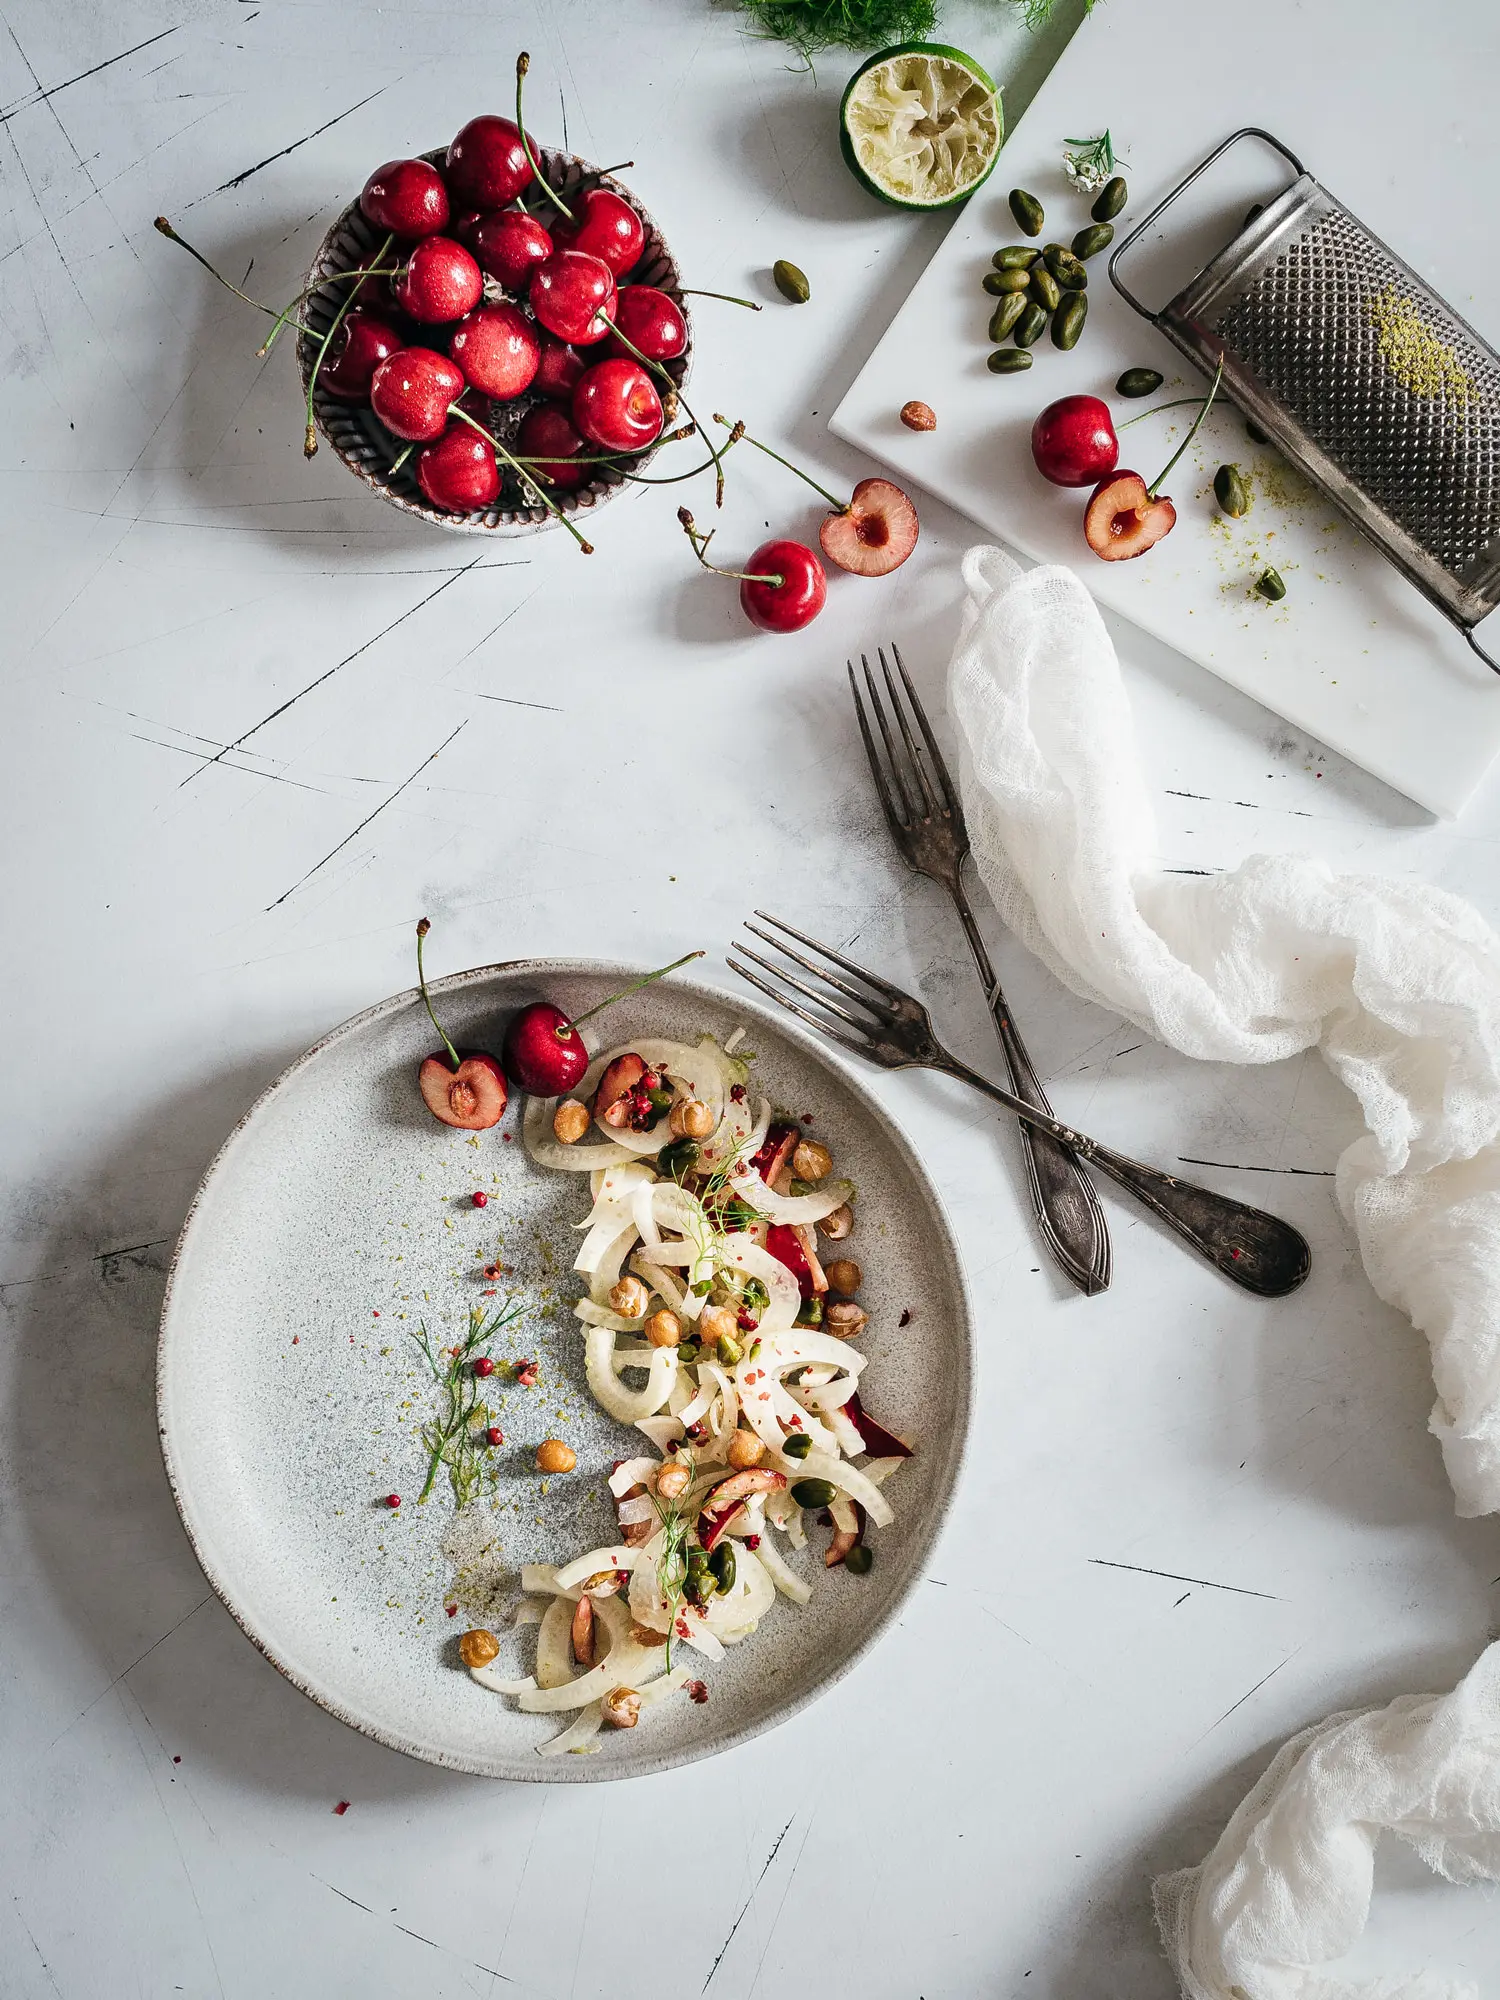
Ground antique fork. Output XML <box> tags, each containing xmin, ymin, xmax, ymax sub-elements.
<box><xmin>729</xmin><ymin>912</ymin><xmax>1311</xmax><ymax>1299</ymax></box>
<box><xmin>849</xmin><ymin>645</ymin><xmax>1111</xmax><ymax>1297</ymax></box>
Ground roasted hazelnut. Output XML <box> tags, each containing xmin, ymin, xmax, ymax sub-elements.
<box><xmin>823</xmin><ymin>1257</ymin><xmax>863</xmax><ymax>1296</ymax></box>
<box><xmin>601</xmin><ymin>1686</ymin><xmax>641</xmax><ymax>1729</ymax></box>
<box><xmin>645</xmin><ymin>1308</ymin><xmax>682</xmax><ymax>1349</ymax></box>
<box><xmin>824</xmin><ymin>1300</ymin><xmax>869</xmax><ymax>1336</ymax></box>
<box><xmin>728</xmin><ymin>1429</ymin><xmax>767</xmax><ymax>1469</ymax></box>
<box><xmin>819</xmin><ymin>1203</ymin><xmax>854</xmax><ymax>1241</ymax></box>
<box><xmin>609</xmin><ymin>1275</ymin><xmax>650</xmax><ymax>1319</ymax></box>
<box><xmin>552</xmin><ymin>1099</ymin><xmax>591</xmax><ymax>1144</ymax></box>
<box><xmin>792</xmin><ymin>1138</ymin><xmax>832</xmax><ymax>1181</ymax></box>
<box><xmin>655</xmin><ymin>1458</ymin><xmax>691</xmax><ymax>1499</ymax></box>
<box><xmin>669</xmin><ymin>1098</ymin><xmax>716</xmax><ymax>1139</ymax></box>
<box><xmin>458</xmin><ymin>1627</ymin><xmax>499</xmax><ymax>1669</ymax></box>
<box><xmin>697</xmin><ymin>1303</ymin><xmax>739</xmax><ymax>1348</ymax></box>
<box><xmin>535</xmin><ymin>1438</ymin><xmax>576</xmax><ymax>1474</ymax></box>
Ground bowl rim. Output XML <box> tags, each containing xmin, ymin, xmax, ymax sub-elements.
<box><xmin>296</xmin><ymin>147</ymin><xmax>693</xmax><ymax>537</ymax></box>
<box><xmin>155</xmin><ymin>958</ymin><xmax>975</xmax><ymax>1782</ymax></box>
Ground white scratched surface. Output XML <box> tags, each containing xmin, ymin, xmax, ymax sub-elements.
<box><xmin>4</xmin><ymin>3</ymin><xmax>1500</xmax><ymax>1996</ymax></box>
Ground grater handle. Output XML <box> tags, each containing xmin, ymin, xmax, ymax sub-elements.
<box><xmin>1108</xmin><ymin>127</ymin><xmax>1307</xmax><ymax>324</ymax></box>
<box><xmin>1466</xmin><ymin>626</ymin><xmax>1500</xmax><ymax>678</ymax></box>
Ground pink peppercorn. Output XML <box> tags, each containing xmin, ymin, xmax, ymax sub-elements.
<box><xmin>473</xmin><ymin>1356</ymin><xmax>495</xmax><ymax>1377</ymax></box>
<box><xmin>385</xmin><ymin>1494</ymin><xmax>401</xmax><ymax>1509</ymax></box>
<box><xmin>486</xmin><ymin>1426</ymin><xmax>503</xmax><ymax>1446</ymax></box>
<box><xmin>472</xmin><ymin>1191</ymin><xmax>487</xmax><ymax>1208</ymax></box>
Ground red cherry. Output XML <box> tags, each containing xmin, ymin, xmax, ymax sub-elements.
<box><xmin>572</xmin><ymin>358</ymin><xmax>663</xmax><ymax>453</ymax></box>
<box><xmin>416</xmin><ymin>425</ymin><xmax>500</xmax><ymax>512</ymax></box>
<box><xmin>818</xmin><ymin>478</ymin><xmax>919</xmax><ymax>578</ymax></box>
<box><xmin>529</xmin><ymin>250</ymin><xmax>616</xmax><ymax>345</ymax></box>
<box><xmin>451</xmin><ymin>209</ymin><xmax>486</xmax><ymax>249</ymax></box>
<box><xmin>370</xmin><ymin>348</ymin><xmax>464</xmax><ymax>440</ymax></box>
<box><xmin>551</xmin><ymin>187</ymin><xmax>644</xmax><ymax>276</ymax></box>
<box><xmin>473</xmin><ymin>1356</ymin><xmax>496</xmax><ymax>1378</ymax></box>
<box><xmin>1083</xmin><ymin>470</ymin><xmax>1177</xmax><ymax>559</ymax></box>
<box><xmin>385</xmin><ymin>1493</ymin><xmax>402</xmax><ymax>1508</ymax></box>
<box><xmin>740</xmin><ymin>540</ymin><xmax>827</xmax><ymax>633</ymax></box>
<box><xmin>318</xmin><ymin>310</ymin><xmax>404</xmax><ymax>402</ymax></box>
<box><xmin>417</xmin><ymin>1049</ymin><xmax>509</xmax><ymax>1128</ymax></box>
<box><xmin>485</xmin><ymin>1426</ymin><xmax>503</xmax><ymax>1446</ymax></box>
<box><xmin>446</xmin><ymin>115</ymin><xmax>533</xmax><ymax>208</ymax></box>
<box><xmin>471</xmin><ymin>208</ymin><xmax>553</xmax><ymax>291</ymax></box>
<box><xmin>471</xmin><ymin>1191</ymin><xmax>488</xmax><ymax>1208</ymax></box>
<box><xmin>449</xmin><ymin>302</ymin><xmax>540</xmax><ymax>399</ymax></box>
<box><xmin>1031</xmin><ymin>395</ymin><xmax>1120</xmax><ymax>487</ymax></box>
<box><xmin>607</xmin><ymin>285</ymin><xmax>687</xmax><ymax>363</ymax></box>
<box><xmin>532</xmin><ymin>338</ymin><xmax>586</xmax><ymax>401</ymax></box>
<box><xmin>393</xmin><ymin>237</ymin><xmax>483</xmax><ymax>324</ymax></box>
<box><xmin>360</xmin><ymin>159</ymin><xmax>449</xmax><ymax>239</ymax></box>
<box><xmin>515</xmin><ymin>403</ymin><xmax>588</xmax><ymax>491</ymax></box>
<box><xmin>503</xmin><ymin>1002</ymin><xmax>591</xmax><ymax>1094</ymax></box>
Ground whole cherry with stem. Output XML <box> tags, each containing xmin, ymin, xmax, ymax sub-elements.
<box><xmin>414</xmin><ymin>919</ymin><xmax>509</xmax><ymax>1129</ymax></box>
<box><xmin>502</xmin><ymin>951</ymin><xmax>705</xmax><ymax>1095</ymax></box>
<box><xmin>512</xmin><ymin>52</ymin><xmax>574</xmax><ymax>221</ymax></box>
<box><xmin>711</xmin><ymin>416</ymin><xmax>918</xmax><ymax>577</ymax></box>
<box><xmin>678</xmin><ymin>507</ymin><xmax>827</xmax><ymax>633</ymax></box>
<box><xmin>1083</xmin><ymin>354</ymin><xmax>1224</xmax><ymax>561</ymax></box>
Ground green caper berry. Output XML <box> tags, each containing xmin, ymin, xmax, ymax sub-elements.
<box><xmin>988</xmin><ymin>292</ymin><xmax>1027</xmax><ymax>343</ymax></box>
<box><xmin>772</xmin><ymin>259</ymin><xmax>809</xmax><ymax>304</ymax></box>
<box><xmin>790</xmin><ymin>1477</ymin><xmax>838</xmax><ymax>1508</ymax></box>
<box><xmin>1008</xmin><ymin>188</ymin><xmax>1044</xmax><ymax>237</ymax></box>
<box><xmin>1051</xmin><ymin>291</ymin><xmax>1087</xmax><ymax>350</ymax></box>
<box><xmin>677</xmin><ymin>1340</ymin><xmax>700</xmax><ymax>1364</ymax></box>
<box><xmin>1012</xmin><ymin>302</ymin><xmax>1049</xmax><ymax>348</ymax></box>
<box><xmin>992</xmin><ymin>246</ymin><xmax>1039</xmax><ymax>271</ymax></box>
<box><xmin>843</xmin><ymin>1544</ymin><xmax>874</xmax><ymax>1576</ymax></box>
<box><xmin>1116</xmin><ymin>368</ymin><xmax>1163</xmax><ymax>398</ymax></box>
<box><xmin>981</xmin><ymin>271</ymin><xmax>1011</xmax><ymax>295</ymax></box>
<box><xmin>1029</xmin><ymin>265</ymin><xmax>1061</xmax><ymax>312</ymax></box>
<box><xmin>1214</xmin><ymin>464</ymin><xmax>1252</xmax><ymax>518</ymax></box>
<box><xmin>986</xmin><ymin>348</ymin><xmax>1033</xmax><ymax>372</ymax></box>
<box><xmin>989</xmin><ymin>265</ymin><xmax>1032</xmax><ymax>294</ymax></box>
<box><xmin>1255</xmin><ymin>568</ymin><xmax>1287</xmax><ymax>601</ymax></box>
<box><xmin>1071</xmin><ymin>223</ymin><xmax>1114</xmax><ymax>261</ymax></box>
<box><xmin>1042</xmin><ymin>244</ymin><xmax>1087</xmax><ymax>290</ymax></box>
<box><xmin>708</xmin><ymin>1542</ymin><xmax>736</xmax><ymax>1591</ymax></box>
<box><xmin>656</xmin><ymin>1137</ymin><xmax>700</xmax><ymax>1178</ymax></box>
<box><xmin>783</xmin><ymin>1433</ymin><xmax>814</xmax><ymax>1460</ymax></box>
<box><xmin>1091</xmin><ymin>175</ymin><xmax>1127</xmax><ymax>222</ymax></box>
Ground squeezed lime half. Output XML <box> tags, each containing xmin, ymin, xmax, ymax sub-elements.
<box><xmin>839</xmin><ymin>42</ymin><xmax>1002</xmax><ymax>210</ymax></box>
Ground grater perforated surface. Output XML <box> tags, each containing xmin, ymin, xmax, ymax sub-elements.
<box><xmin>1210</xmin><ymin>207</ymin><xmax>1500</xmax><ymax>584</ymax></box>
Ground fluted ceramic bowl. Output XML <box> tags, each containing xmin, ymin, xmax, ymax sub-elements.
<box><xmin>296</xmin><ymin>149</ymin><xmax>692</xmax><ymax>536</ymax></box>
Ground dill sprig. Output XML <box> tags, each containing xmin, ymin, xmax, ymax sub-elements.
<box><xmin>736</xmin><ymin>0</ymin><xmax>936</xmax><ymax>61</ymax></box>
<box><xmin>409</xmin><ymin>1300</ymin><xmax>524</xmax><ymax>1508</ymax></box>
<box><xmin>1062</xmin><ymin>130</ymin><xmax>1126</xmax><ymax>191</ymax></box>
<box><xmin>650</xmin><ymin>1455</ymin><xmax>695</xmax><ymax>1669</ymax></box>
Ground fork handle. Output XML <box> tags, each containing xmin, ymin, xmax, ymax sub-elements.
<box><xmin>951</xmin><ymin>886</ymin><xmax>1112</xmax><ymax>1297</ymax></box>
<box><xmin>933</xmin><ymin>1053</ymin><xmax>1311</xmax><ymax>1299</ymax></box>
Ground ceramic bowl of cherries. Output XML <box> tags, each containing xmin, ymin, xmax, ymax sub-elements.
<box><xmin>296</xmin><ymin>105</ymin><xmax>692</xmax><ymax>535</ymax></box>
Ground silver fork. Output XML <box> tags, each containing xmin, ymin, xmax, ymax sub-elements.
<box><xmin>849</xmin><ymin>646</ymin><xmax>1111</xmax><ymax>1297</ymax></box>
<box><xmin>729</xmin><ymin>912</ymin><xmax>1312</xmax><ymax>1300</ymax></box>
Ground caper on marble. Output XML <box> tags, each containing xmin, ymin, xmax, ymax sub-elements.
<box><xmin>1092</xmin><ymin>175</ymin><xmax>1128</xmax><ymax>222</ymax></box>
<box><xmin>773</xmin><ymin>259</ymin><xmax>810</xmax><ymax>304</ymax></box>
<box><xmin>1012</xmin><ymin>301</ymin><xmax>1049</xmax><ymax>348</ymax></box>
<box><xmin>1116</xmin><ymin>367</ymin><xmax>1163</xmax><ymax>398</ymax></box>
<box><xmin>992</xmin><ymin>245</ymin><xmax>1039</xmax><ymax>271</ymax></box>
<box><xmin>1255</xmin><ymin>568</ymin><xmax>1287</xmax><ymax>601</ymax></box>
<box><xmin>1214</xmin><ymin>463</ymin><xmax>1252</xmax><ymax>517</ymax></box>
<box><xmin>1029</xmin><ymin>264</ymin><xmax>1061</xmax><ymax>312</ymax></box>
<box><xmin>988</xmin><ymin>292</ymin><xmax>1027</xmax><ymax>342</ymax></box>
<box><xmin>982</xmin><ymin>270</ymin><xmax>1014</xmax><ymax>296</ymax></box>
<box><xmin>1071</xmin><ymin>222</ymin><xmax>1114</xmax><ymax>261</ymax></box>
<box><xmin>989</xmin><ymin>265</ymin><xmax>1032</xmax><ymax>294</ymax></box>
<box><xmin>987</xmin><ymin>348</ymin><xmax>1034</xmax><ymax>373</ymax></box>
<box><xmin>1009</xmin><ymin>187</ymin><xmax>1044</xmax><ymax>237</ymax></box>
<box><xmin>1042</xmin><ymin>244</ymin><xmax>1087</xmax><ymax>290</ymax></box>
<box><xmin>1052</xmin><ymin>291</ymin><xmax>1088</xmax><ymax>350</ymax></box>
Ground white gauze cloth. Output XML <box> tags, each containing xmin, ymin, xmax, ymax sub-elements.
<box><xmin>948</xmin><ymin>546</ymin><xmax>1500</xmax><ymax>1517</ymax></box>
<box><xmin>947</xmin><ymin>545</ymin><xmax>1500</xmax><ymax>1999</ymax></box>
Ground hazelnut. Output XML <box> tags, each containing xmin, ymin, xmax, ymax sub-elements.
<box><xmin>645</xmin><ymin>1308</ymin><xmax>682</xmax><ymax>1349</ymax></box>
<box><xmin>900</xmin><ymin>400</ymin><xmax>937</xmax><ymax>431</ymax></box>
<box><xmin>583</xmin><ymin>1569</ymin><xmax>625</xmax><ymax>1596</ymax></box>
<box><xmin>819</xmin><ymin>1203</ymin><xmax>854</xmax><ymax>1241</ymax></box>
<box><xmin>552</xmin><ymin>1099</ymin><xmax>591</xmax><ymax>1144</ymax></box>
<box><xmin>824</xmin><ymin>1257</ymin><xmax>862</xmax><ymax>1296</ymax></box>
<box><xmin>792</xmin><ymin>1138</ymin><xmax>832</xmax><ymax>1182</ymax></box>
<box><xmin>655</xmin><ymin>1458</ymin><xmax>691</xmax><ymax>1500</ymax></box>
<box><xmin>697</xmin><ymin>1303</ymin><xmax>739</xmax><ymax>1349</ymax></box>
<box><xmin>609</xmin><ymin>1275</ymin><xmax>650</xmax><ymax>1319</ymax></box>
<box><xmin>669</xmin><ymin>1098</ymin><xmax>716</xmax><ymax>1140</ymax></box>
<box><xmin>825</xmin><ymin>1300</ymin><xmax>869</xmax><ymax>1337</ymax></box>
<box><xmin>629</xmin><ymin>1622</ymin><xmax>669</xmax><ymax>1647</ymax></box>
<box><xmin>458</xmin><ymin>1627</ymin><xmax>500</xmax><ymax>1669</ymax></box>
<box><xmin>570</xmin><ymin>1595</ymin><xmax>595</xmax><ymax>1668</ymax></box>
<box><xmin>535</xmin><ymin>1438</ymin><xmax>576</xmax><ymax>1474</ymax></box>
<box><xmin>601</xmin><ymin>1686</ymin><xmax>642</xmax><ymax>1730</ymax></box>
<box><xmin>728</xmin><ymin>1429</ymin><xmax>767</xmax><ymax>1469</ymax></box>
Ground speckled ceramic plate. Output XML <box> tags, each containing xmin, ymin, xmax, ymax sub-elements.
<box><xmin>157</xmin><ymin>962</ymin><xmax>973</xmax><ymax>1781</ymax></box>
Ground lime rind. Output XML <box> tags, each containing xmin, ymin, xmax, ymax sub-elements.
<box><xmin>839</xmin><ymin>42</ymin><xmax>1002</xmax><ymax>211</ymax></box>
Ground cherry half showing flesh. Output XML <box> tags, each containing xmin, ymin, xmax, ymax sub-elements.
<box><xmin>502</xmin><ymin>951</ymin><xmax>706</xmax><ymax>1097</ymax></box>
<box><xmin>1080</xmin><ymin>354</ymin><xmax>1225</xmax><ymax>564</ymax></box>
<box><xmin>819</xmin><ymin>477</ymin><xmax>919</xmax><ymax>578</ymax></box>
<box><xmin>414</xmin><ymin>919</ymin><xmax>508</xmax><ymax>1130</ymax></box>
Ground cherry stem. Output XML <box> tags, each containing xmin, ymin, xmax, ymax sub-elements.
<box><xmin>712</xmin><ymin>414</ymin><xmax>845</xmax><ymax>513</ymax></box>
<box><xmin>515</xmin><ymin>53</ymin><xmax>574</xmax><ymax>222</ymax></box>
<box><xmin>679</xmin><ymin>288</ymin><xmax>762</xmax><ymax>312</ymax></box>
<box><xmin>1147</xmin><ymin>354</ymin><xmax>1224</xmax><ymax>499</ymax></box>
<box><xmin>415</xmin><ymin>918</ymin><xmax>461</xmax><ymax>1071</ymax></box>
<box><xmin>154</xmin><ymin>217</ymin><xmax>315</xmax><ymax>334</ymax></box>
<box><xmin>678</xmin><ymin>507</ymin><xmax>783</xmax><ymax>587</ymax></box>
<box><xmin>607</xmin><ymin>320</ymin><xmax>728</xmax><ymax>505</ymax></box>
<box><xmin>566</xmin><ymin>950</ymin><xmax>707</xmax><ymax>1037</ymax></box>
<box><xmin>448</xmin><ymin>403</ymin><xmax>594</xmax><ymax>553</ymax></box>
<box><xmin>1116</xmin><ymin>396</ymin><xmax>1210</xmax><ymax>430</ymax></box>
<box><xmin>507</xmin><ymin>424</ymin><xmax>695</xmax><ymax>472</ymax></box>
<box><xmin>256</xmin><ymin>266</ymin><xmax>399</xmax><ymax>359</ymax></box>
<box><xmin>304</xmin><ymin>231</ymin><xmax>394</xmax><ymax>457</ymax></box>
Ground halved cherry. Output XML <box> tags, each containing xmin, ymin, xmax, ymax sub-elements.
<box><xmin>413</xmin><ymin>919</ymin><xmax>508</xmax><ymax>1130</ymax></box>
<box><xmin>1083</xmin><ymin>472</ymin><xmax>1177</xmax><ymax>560</ymax></box>
<box><xmin>819</xmin><ymin>477</ymin><xmax>919</xmax><ymax>578</ymax></box>
<box><xmin>594</xmin><ymin>1053</ymin><xmax>648</xmax><ymax>1126</ymax></box>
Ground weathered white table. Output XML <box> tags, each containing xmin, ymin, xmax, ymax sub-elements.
<box><xmin>4</xmin><ymin>3</ymin><xmax>1499</xmax><ymax>1994</ymax></box>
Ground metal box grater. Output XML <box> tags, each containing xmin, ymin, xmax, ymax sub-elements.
<box><xmin>1109</xmin><ymin>128</ymin><xmax>1500</xmax><ymax>673</ymax></box>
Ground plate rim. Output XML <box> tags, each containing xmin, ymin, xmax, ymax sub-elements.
<box><xmin>156</xmin><ymin>957</ymin><xmax>975</xmax><ymax>1782</ymax></box>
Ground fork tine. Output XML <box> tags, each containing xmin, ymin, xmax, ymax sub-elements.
<box><xmin>889</xmin><ymin>642</ymin><xmax>960</xmax><ymax>819</ymax></box>
<box><xmin>847</xmin><ymin>660</ymin><xmax>912</xmax><ymax>841</ymax></box>
<box><xmin>743</xmin><ymin>919</ymin><xmax>897</xmax><ymax>1025</ymax></box>
<box><xmin>859</xmin><ymin>654</ymin><xmax>918</xmax><ymax>827</ymax></box>
<box><xmin>878</xmin><ymin>646</ymin><xmax>939</xmax><ymax>817</ymax></box>
<box><xmin>751</xmin><ymin>909</ymin><xmax>911</xmax><ymax>1006</ymax></box>
<box><xmin>732</xmin><ymin>941</ymin><xmax>881</xmax><ymax>1036</ymax></box>
<box><xmin>727</xmin><ymin>957</ymin><xmax>875</xmax><ymax>1063</ymax></box>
